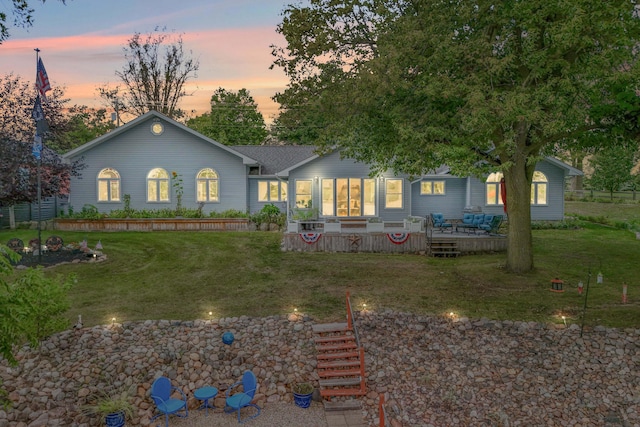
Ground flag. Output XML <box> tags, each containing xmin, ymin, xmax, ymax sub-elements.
<box><xmin>36</xmin><ymin>57</ymin><xmax>52</xmax><ymax>100</ymax></box>
<box><xmin>32</xmin><ymin>96</ymin><xmax>49</xmax><ymax>134</ymax></box>
<box><xmin>32</xmin><ymin>134</ymin><xmax>42</xmax><ymax>159</ymax></box>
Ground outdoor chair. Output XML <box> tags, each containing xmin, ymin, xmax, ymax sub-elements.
<box><xmin>150</xmin><ymin>376</ymin><xmax>188</xmax><ymax>427</ymax></box>
<box><xmin>224</xmin><ymin>371</ymin><xmax>261</xmax><ymax>424</ymax></box>
<box><xmin>457</xmin><ymin>213</ymin><xmax>477</xmax><ymax>233</ymax></box>
<box><xmin>479</xmin><ymin>214</ymin><xmax>503</xmax><ymax>235</ymax></box>
<box><xmin>430</xmin><ymin>213</ymin><xmax>452</xmax><ymax>232</ymax></box>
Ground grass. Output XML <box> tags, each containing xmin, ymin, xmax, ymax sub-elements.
<box><xmin>2</xmin><ymin>200</ymin><xmax>638</xmax><ymax>330</ymax></box>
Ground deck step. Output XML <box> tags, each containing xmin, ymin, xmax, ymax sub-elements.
<box><xmin>318</xmin><ymin>368</ymin><xmax>361</xmax><ymax>378</ymax></box>
<box><xmin>317</xmin><ymin>351</ymin><xmax>360</xmax><ymax>360</ymax></box>
<box><xmin>319</xmin><ymin>378</ymin><xmax>362</xmax><ymax>387</ymax></box>
<box><xmin>314</xmin><ymin>335</ymin><xmax>356</xmax><ymax>344</ymax></box>
<box><xmin>316</xmin><ymin>342</ymin><xmax>358</xmax><ymax>352</ymax></box>
<box><xmin>323</xmin><ymin>400</ymin><xmax>363</xmax><ymax>411</ymax></box>
<box><xmin>318</xmin><ymin>360</ymin><xmax>361</xmax><ymax>369</ymax></box>
<box><xmin>312</xmin><ymin>323</ymin><xmax>350</xmax><ymax>333</ymax></box>
<box><xmin>321</xmin><ymin>388</ymin><xmax>367</xmax><ymax>398</ymax></box>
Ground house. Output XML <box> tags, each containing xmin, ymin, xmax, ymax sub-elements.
<box><xmin>63</xmin><ymin>111</ymin><xmax>582</xmax><ymax>227</ymax></box>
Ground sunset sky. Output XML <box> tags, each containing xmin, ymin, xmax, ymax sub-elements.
<box><xmin>0</xmin><ymin>0</ymin><xmax>293</xmax><ymax>121</ymax></box>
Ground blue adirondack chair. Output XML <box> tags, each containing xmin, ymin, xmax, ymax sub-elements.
<box><xmin>150</xmin><ymin>376</ymin><xmax>188</xmax><ymax>427</ymax></box>
<box><xmin>224</xmin><ymin>371</ymin><xmax>261</xmax><ymax>424</ymax></box>
<box><xmin>430</xmin><ymin>213</ymin><xmax>453</xmax><ymax>232</ymax></box>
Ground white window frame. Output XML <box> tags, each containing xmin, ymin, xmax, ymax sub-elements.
<box><xmin>531</xmin><ymin>171</ymin><xmax>548</xmax><ymax>205</ymax></box>
<box><xmin>147</xmin><ymin>168</ymin><xmax>170</xmax><ymax>203</ymax></box>
<box><xmin>385</xmin><ymin>178</ymin><xmax>403</xmax><ymax>209</ymax></box>
<box><xmin>258</xmin><ymin>180</ymin><xmax>287</xmax><ymax>202</ymax></box>
<box><xmin>295</xmin><ymin>179</ymin><xmax>313</xmax><ymax>208</ymax></box>
<box><xmin>420</xmin><ymin>180</ymin><xmax>446</xmax><ymax>195</ymax></box>
<box><xmin>97</xmin><ymin>168</ymin><xmax>121</xmax><ymax>202</ymax></box>
<box><xmin>196</xmin><ymin>168</ymin><xmax>220</xmax><ymax>203</ymax></box>
<box><xmin>322</xmin><ymin>178</ymin><xmax>375</xmax><ymax>217</ymax></box>
<box><xmin>485</xmin><ymin>172</ymin><xmax>504</xmax><ymax>206</ymax></box>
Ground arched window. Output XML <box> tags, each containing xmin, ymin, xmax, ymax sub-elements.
<box><xmin>531</xmin><ymin>171</ymin><xmax>548</xmax><ymax>205</ymax></box>
<box><xmin>97</xmin><ymin>168</ymin><xmax>121</xmax><ymax>202</ymax></box>
<box><xmin>147</xmin><ymin>168</ymin><xmax>170</xmax><ymax>202</ymax></box>
<box><xmin>485</xmin><ymin>172</ymin><xmax>504</xmax><ymax>206</ymax></box>
<box><xmin>196</xmin><ymin>168</ymin><xmax>219</xmax><ymax>202</ymax></box>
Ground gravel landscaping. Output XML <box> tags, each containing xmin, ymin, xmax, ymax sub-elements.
<box><xmin>1</xmin><ymin>311</ymin><xmax>638</xmax><ymax>426</ymax></box>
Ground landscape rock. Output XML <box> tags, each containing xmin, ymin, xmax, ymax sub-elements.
<box><xmin>0</xmin><ymin>312</ymin><xmax>638</xmax><ymax>426</ymax></box>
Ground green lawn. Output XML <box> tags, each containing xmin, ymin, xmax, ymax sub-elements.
<box><xmin>2</xmin><ymin>201</ymin><xmax>638</xmax><ymax>329</ymax></box>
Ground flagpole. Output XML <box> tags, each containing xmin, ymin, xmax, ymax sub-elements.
<box><xmin>35</xmin><ymin>48</ymin><xmax>42</xmax><ymax>264</ymax></box>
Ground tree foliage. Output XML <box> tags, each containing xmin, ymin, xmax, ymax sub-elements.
<box><xmin>186</xmin><ymin>87</ymin><xmax>267</xmax><ymax>145</ymax></box>
<box><xmin>273</xmin><ymin>0</ymin><xmax>640</xmax><ymax>272</ymax></box>
<box><xmin>587</xmin><ymin>140</ymin><xmax>640</xmax><ymax>198</ymax></box>
<box><xmin>0</xmin><ymin>0</ymin><xmax>65</xmax><ymax>44</ymax></box>
<box><xmin>0</xmin><ymin>138</ymin><xmax>83</xmax><ymax>206</ymax></box>
<box><xmin>47</xmin><ymin>105</ymin><xmax>115</xmax><ymax>152</ymax></box>
<box><xmin>0</xmin><ymin>244</ymin><xmax>75</xmax><ymax>366</ymax></box>
<box><xmin>0</xmin><ymin>73</ymin><xmax>68</xmax><ymax>144</ymax></box>
<box><xmin>101</xmin><ymin>29</ymin><xmax>199</xmax><ymax>120</ymax></box>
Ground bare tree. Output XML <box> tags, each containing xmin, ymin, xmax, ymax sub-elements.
<box><xmin>103</xmin><ymin>28</ymin><xmax>199</xmax><ymax>120</ymax></box>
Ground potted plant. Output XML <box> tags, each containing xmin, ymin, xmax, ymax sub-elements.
<box><xmin>82</xmin><ymin>390</ymin><xmax>135</xmax><ymax>427</ymax></box>
<box><xmin>292</xmin><ymin>382</ymin><xmax>314</xmax><ymax>408</ymax></box>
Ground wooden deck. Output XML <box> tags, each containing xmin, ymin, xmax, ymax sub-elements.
<box><xmin>283</xmin><ymin>227</ymin><xmax>506</xmax><ymax>255</ymax></box>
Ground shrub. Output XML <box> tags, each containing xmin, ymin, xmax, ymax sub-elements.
<box><xmin>251</xmin><ymin>204</ymin><xmax>286</xmax><ymax>229</ymax></box>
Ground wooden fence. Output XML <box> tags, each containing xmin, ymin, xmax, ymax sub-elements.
<box><xmin>53</xmin><ymin>218</ymin><xmax>250</xmax><ymax>232</ymax></box>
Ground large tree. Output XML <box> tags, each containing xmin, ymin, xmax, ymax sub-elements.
<box><xmin>0</xmin><ymin>0</ymin><xmax>65</xmax><ymax>44</ymax></box>
<box><xmin>186</xmin><ymin>88</ymin><xmax>268</xmax><ymax>145</ymax></box>
<box><xmin>101</xmin><ymin>29</ymin><xmax>199</xmax><ymax>120</ymax></box>
<box><xmin>273</xmin><ymin>0</ymin><xmax>640</xmax><ymax>273</ymax></box>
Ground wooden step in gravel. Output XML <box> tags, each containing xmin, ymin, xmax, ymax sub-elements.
<box><xmin>317</xmin><ymin>351</ymin><xmax>360</xmax><ymax>360</ymax></box>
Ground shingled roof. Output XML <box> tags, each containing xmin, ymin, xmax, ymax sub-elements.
<box><xmin>231</xmin><ymin>145</ymin><xmax>317</xmax><ymax>175</ymax></box>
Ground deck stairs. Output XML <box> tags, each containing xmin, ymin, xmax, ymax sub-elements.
<box><xmin>429</xmin><ymin>238</ymin><xmax>460</xmax><ymax>257</ymax></box>
<box><xmin>313</xmin><ymin>292</ymin><xmax>366</xmax><ymax>410</ymax></box>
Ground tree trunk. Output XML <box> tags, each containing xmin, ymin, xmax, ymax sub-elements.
<box><xmin>504</xmin><ymin>158</ymin><xmax>534</xmax><ymax>273</ymax></box>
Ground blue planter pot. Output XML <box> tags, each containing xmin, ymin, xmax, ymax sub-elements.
<box><xmin>104</xmin><ymin>411</ymin><xmax>125</xmax><ymax>427</ymax></box>
<box><xmin>293</xmin><ymin>392</ymin><xmax>313</xmax><ymax>409</ymax></box>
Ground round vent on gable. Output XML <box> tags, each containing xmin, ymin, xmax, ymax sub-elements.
<box><xmin>151</xmin><ymin>122</ymin><xmax>164</xmax><ymax>135</ymax></box>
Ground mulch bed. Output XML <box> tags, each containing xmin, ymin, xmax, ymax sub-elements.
<box><xmin>12</xmin><ymin>250</ymin><xmax>93</xmax><ymax>268</ymax></box>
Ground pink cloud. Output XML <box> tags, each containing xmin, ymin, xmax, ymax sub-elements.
<box><xmin>0</xmin><ymin>25</ymin><xmax>289</xmax><ymax>119</ymax></box>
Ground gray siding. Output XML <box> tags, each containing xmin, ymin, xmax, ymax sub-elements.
<box><xmin>410</xmin><ymin>177</ymin><xmax>467</xmax><ymax>219</ymax></box>
<box><xmin>247</xmin><ymin>176</ymin><xmax>287</xmax><ymax>215</ymax></box>
<box><xmin>66</xmin><ymin>117</ymin><xmax>248</xmax><ymax>215</ymax></box>
<box><xmin>287</xmin><ymin>151</ymin><xmax>412</xmax><ymax>221</ymax></box>
<box><xmin>467</xmin><ymin>160</ymin><xmax>567</xmax><ymax>220</ymax></box>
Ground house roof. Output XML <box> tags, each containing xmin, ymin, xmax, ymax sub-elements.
<box><xmin>62</xmin><ymin>110</ymin><xmax>259</xmax><ymax>165</ymax></box>
<box><xmin>231</xmin><ymin>145</ymin><xmax>317</xmax><ymax>175</ymax></box>
<box><xmin>543</xmin><ymin>157</ymin><xmax>584</xmax><ymax>176</ymax></box>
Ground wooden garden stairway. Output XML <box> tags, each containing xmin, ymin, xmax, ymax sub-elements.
<box><xmin>313</xmin><ymin>292</ymin><xmax>366</xmax><ymax>410</ymax></box>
